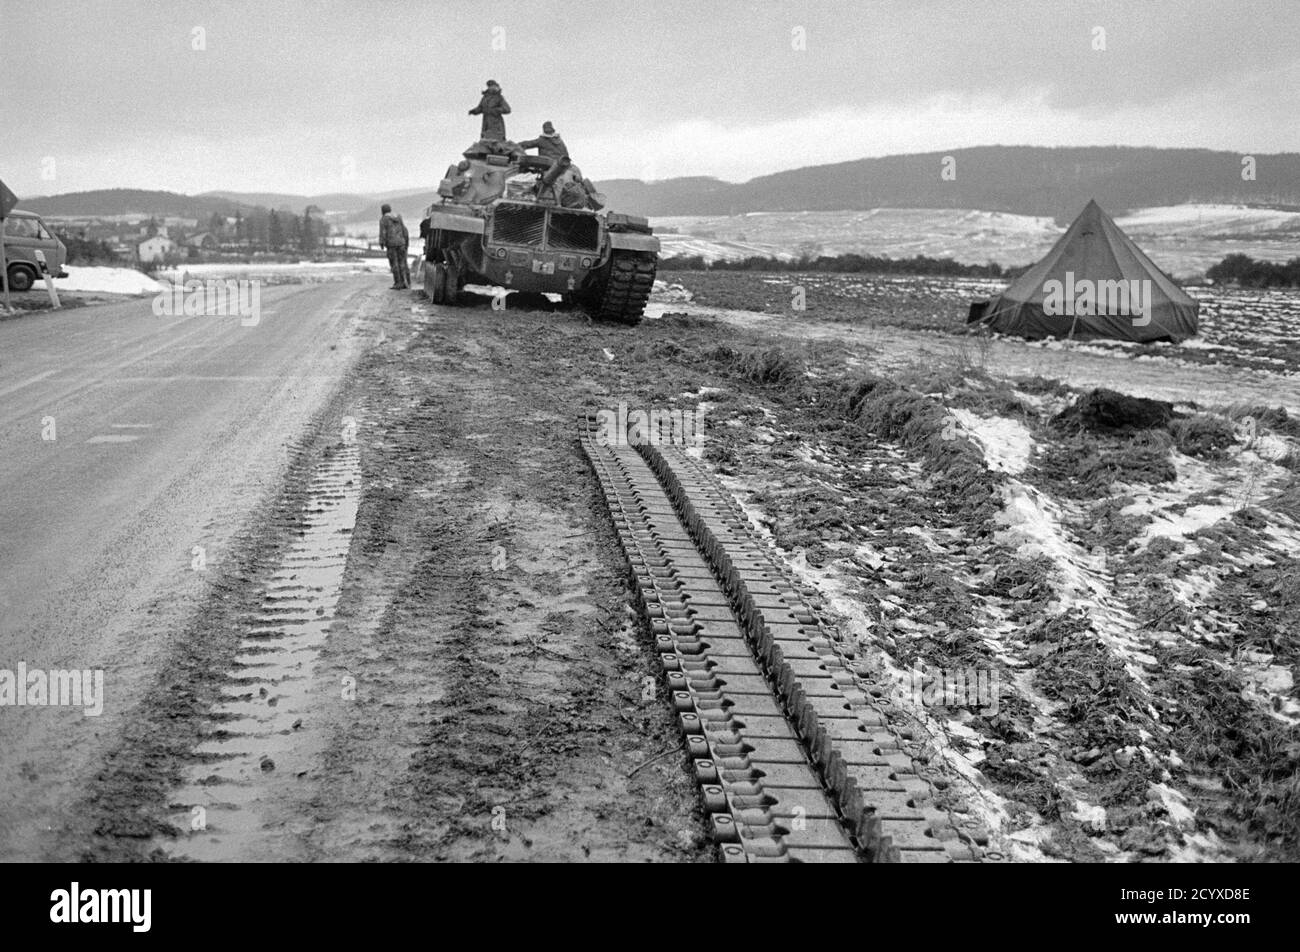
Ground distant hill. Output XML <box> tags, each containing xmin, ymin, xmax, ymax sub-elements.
<box><xmin>25</xmin><ymin>188</ymin><xmax>383</xmax><ymax>220</ymax></box>
<box><xmin>24</xmin><ymin>145</ymin><xmax>1300</xmax><ymax>225</ymax></box>
<box><xmin>597</xmin><ymin>146</ymin><xmax>1300</xmax><ymax>221</ymax></box>
<box><xmin>579</xmin><ymin>176</ymin><xmax>736</xmax><ymax>217</ymax></box>
<box><xmin>21</xmin><ymin>188</ymin><xmax>263</xmax><ymax>219</ymax></box>
<box><xmin>200</xmin><ymin>191</ymin><xmax>380</xmax><ymax>215</ymax></box>
<box><xmin>344</xmin><ymin>190</ymin><xmax>441</xmax><ymax>227</ymax></box>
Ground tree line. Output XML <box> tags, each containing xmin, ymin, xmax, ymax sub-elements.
<box><xmin>658</xmin><ymin>252</ymin><xmax>1006</xmax><ymax>278</ymax></box>
<box><xmin>659</xmin><ymin>250</ymin><xmax>1300</xmax><ymax>286</ymax></box>
<box><xmin>220</xmin><ymin>206</ymin><xmax>325</xmax><ymax>253</ymax></box>
<box><xmin>1205</xmin><ymin>253</ymin><xmax>1300</xmax><ymax>288</ymax></box>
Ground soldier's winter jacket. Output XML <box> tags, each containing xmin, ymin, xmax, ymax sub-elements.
<box><xmin>468</xmin><ymin>89</ymin><xmax>511</xmax><ymax>140</ymax></box>
<box><xmin>379</xmin><ymin>212</ymin><xmax>408</xmax><ymax>249</ymax></box>
<box><xmin>519</xmin><ymin>133</ymin><xmax>569</xmax><ymax>161</ymax></box>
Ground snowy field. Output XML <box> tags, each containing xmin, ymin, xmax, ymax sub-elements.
<box><xmin>654</xmin><ymin>204</ymin><xmax>1300</xmax><ymax>276</ymax></box>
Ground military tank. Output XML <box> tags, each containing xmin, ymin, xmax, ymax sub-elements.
<box><xmin>419</xmin><ymin>141</ymin><xmax>659</xmax><ymax>324</ymax></box>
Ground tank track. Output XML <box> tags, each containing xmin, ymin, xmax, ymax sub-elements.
<box><xmin>423</xmin><ymin>259</ymin><xmax>461</xmax><ymax>305</ymax></box>
<box><xmin>587</xmin><ymin>251</ymin><xmax>655</xmax><ymax>325</ymax></box>
<box><xmin>581</xmin><ymin>417</ymin><xmax>985</xmax><ymax>863</ymax></box>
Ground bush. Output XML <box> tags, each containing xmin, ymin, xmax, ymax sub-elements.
<box><xmin>1206</xmin><ymin>253</ymin><xmax>1300</xmax><ymax>288</ymax></box>
<box><xmin>1222</xmin><ymin>405</ymin><xmax>1300</xmax><ymax>439</ymax></box>
<box><xmin>1053</xmin><ymin>389</ymin><xmax>1175</xmax><ymax>433</ymax></box>
<box><xmin>1169</xmin><ymin>414</ymin><xmax>1238</xmax><ymax>460</ymax></box>
<box><xmin>54</xmin><ymin>232</ymin><xmax>121</xmax><ymax>266</ymax></box>
<box><xmin>1039</xmin><ymin>430</ymin><xmax>1177</xmax><ymax>495</ymax></box>
<box><xmin>706</xmin><ymin>345</ymin><xmax>804</xmax><ymax>386</ymax></box>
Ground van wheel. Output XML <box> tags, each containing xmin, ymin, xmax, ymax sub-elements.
<box><xmin>6</xmin><ymin>265</ymin><xmax>36</xmax><ymax>293</ymax></box>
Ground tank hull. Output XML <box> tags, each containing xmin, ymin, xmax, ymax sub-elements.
<box><xmin>420</xmin><ymin>149</ymin><xmax>659</xmax><ymax>323</ymax></box>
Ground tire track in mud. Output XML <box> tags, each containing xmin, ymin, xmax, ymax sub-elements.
<box><xmin>157</xmin><ymin>443</ymin><xmax>361</xmax><ymax>861</ymax></box>
<box><xmin>72</xmin><ymin>419</ymin><xmax>364</xmax><ymax>862</ymax></box>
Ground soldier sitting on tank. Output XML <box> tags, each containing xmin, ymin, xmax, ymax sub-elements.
<box><xmin>468</xmin><ymin>79</ymin><xmax>510</xmax><ymax>141</ymax></box>
<box><xmin>519</xmin><ymin>122</ymin><xmax>569</xmax><ymax>163</ymax></box>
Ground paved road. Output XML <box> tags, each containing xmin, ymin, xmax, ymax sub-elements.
<box><xmin>0</xmin><ymin>280</ymin><xmax>374</xmax><ymax>860</ymax></box>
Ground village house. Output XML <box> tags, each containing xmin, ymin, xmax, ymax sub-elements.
<box><xmin>186</xmin><ymin>232</ymin><xmax>219</xmax><ymax>252</ymax></box>
<box><xmin>136</xmin><ymin>234</ymin><xmax>178</xmax><ymax>264</ymax></box>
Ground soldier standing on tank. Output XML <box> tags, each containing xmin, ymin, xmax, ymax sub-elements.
<box><xmin>468</xmin><ymin>80</ymin><xmax>511</xmax><ymax>141</ymax></box>
<box><xmin>378</xmin><ymin>203</ymin><xmax>410</xmax><ymax>289</ymax></box>
<box><xmin>520</xmin><ymin>122</ymin><xmax>569</xmax><ymax>163</ymax></box>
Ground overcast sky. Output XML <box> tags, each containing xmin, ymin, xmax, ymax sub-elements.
<box><xmin>3</xmin><ymin>0</ymin><xmax>1298</xmax><ymax>198</ymax></box>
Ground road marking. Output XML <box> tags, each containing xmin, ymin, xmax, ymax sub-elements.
<box><xmin>85</xmin><ymin>435</ymin><xmax>141</xmax><ymax>444</ymax></box>
<box><xmin>0</xmin><ymin>370</ymin><xmax>56</xmax><ymax>398</ymax></box>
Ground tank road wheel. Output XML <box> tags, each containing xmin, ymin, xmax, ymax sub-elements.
<box><xmin>586</xmin><ymin>251</ymin><xmax>656</xmax><ymax>326</ymax></box>
<box><xmin>424</xmin><ymin>262</ymin><xmax>445</xmax><ymax>302</ymax></box>
<box><xmin>427</xmin><ymin>262</ymin><xmax>456</xmax><ymax>304</ymax></box>
<box><xmin>442</xmin><ymin>262</ymin><xmax>461</xmax><ymax>304</ymax></box>
<box><xmin>424</xmin><ymin>251</ymin><xmax>463</xmax><ymax>305</ymax></box>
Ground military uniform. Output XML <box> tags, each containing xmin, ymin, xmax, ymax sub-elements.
<box><xmin>468</xmin><ymin>84</ymin><xmax>511</xmax><ymax>141</ymax></box>
<box><xmin>519</xmin><ymin>132</ymin><xmax>569</xmax><ymax>162</ymax></box>
<box><xmin>379</xmin><ymin>211</ymin><xmax>410</xmax><ymax>289</ymax></box>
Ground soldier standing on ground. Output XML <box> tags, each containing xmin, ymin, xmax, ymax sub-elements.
<box><xmin>378</xmin><ymin>203</ymin><xmax>410</xmax><ymax>289</ymax></box>
<box><xmin>468</xmin><ymin>80</ymin><xmax>511</xmax><ymax>141</ymax></box>
<box><xmin>520</xmin><ymin>122</ymin><xmax>569</xmax><ymax>162</ymax></box>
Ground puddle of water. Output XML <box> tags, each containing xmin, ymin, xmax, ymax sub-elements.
<box><xmin>158</xmin><ymin>444</ymin><xmax>361</xmax><ymax>861</ymax></box>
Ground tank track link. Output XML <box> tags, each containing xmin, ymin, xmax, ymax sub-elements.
<box><xmin>581</xmin><ymin>417</ymin><xmax>985</xmax><ymax>863</ymax></box>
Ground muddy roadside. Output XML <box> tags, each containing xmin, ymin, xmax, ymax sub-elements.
<box><xmin>75</xmin><ymin>284</ymin><xmax>709</xmax><ymax>862</ymax></box>
<box><xmin>68</xmin><ymin>274</ymin><xmax>1298</xmax><ymax>863</ymax></box>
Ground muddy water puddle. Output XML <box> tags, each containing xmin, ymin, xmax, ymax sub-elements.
<box><xmin>159</xmin><ymin>444</ymin><xmax>361</xmax><ymax>860</ymax></box>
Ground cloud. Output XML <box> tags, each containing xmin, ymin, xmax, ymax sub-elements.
<box><xmin>2</xmin><ymin>0</ymin><xmax>1296</xmax><ymax>194</ymax></box>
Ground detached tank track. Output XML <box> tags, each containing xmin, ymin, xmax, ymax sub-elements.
<box><xmin>588</xmin><ymin>251</ymin><xmax>655</xmax><ymax>325</ymax></box>
<box><xmin>581</xmin><ymin>417</ymin><xmax>982</xmax><ymax>863</ymax></box>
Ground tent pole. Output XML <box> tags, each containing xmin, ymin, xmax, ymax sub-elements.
<box><xmin>1065</xmin><ymin>311</ymin><xmax>1080</xmax><ymax>348</ymax></box>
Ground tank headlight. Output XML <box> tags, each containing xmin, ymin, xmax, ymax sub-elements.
<box><xmin>495</xmin><ymin>247</ymin><xmax>507</xmax><ymax>258</ymax></box>
<box><xmin>581</xmin><ymin>257</ymin><xmax>592</xmax><ymax>268</ymax></box>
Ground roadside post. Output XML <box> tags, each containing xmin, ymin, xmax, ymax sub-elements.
<box><xmin>1</xmin><ymin>177</ymin><xmax>19</xmax><ymax>313</ymax></box>
<box><xmin>35</xmin><ymin>249</ymin><xmax>61</xmax><ymax>309</ymax></box>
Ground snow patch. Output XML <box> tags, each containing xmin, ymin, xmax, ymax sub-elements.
<box><xmin>58</xmin><ymin>266</ymin><xmax>164</xmax><ymax>295</ymax></box>
<box><xmin>951</xmin><ymin>408</ymin><xmax>1033</xmax><ymax>475</ymax></box>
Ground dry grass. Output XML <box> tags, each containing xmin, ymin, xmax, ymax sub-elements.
<box><xmin>1265</xmin><ymin>476</ymin><xmax>1300</xmax><ymax>521</ymax></box>
<box><xmin>1169</xmin><ymin>414</ymin><xmax>1238</xmax><ymax>460</ymax></box>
